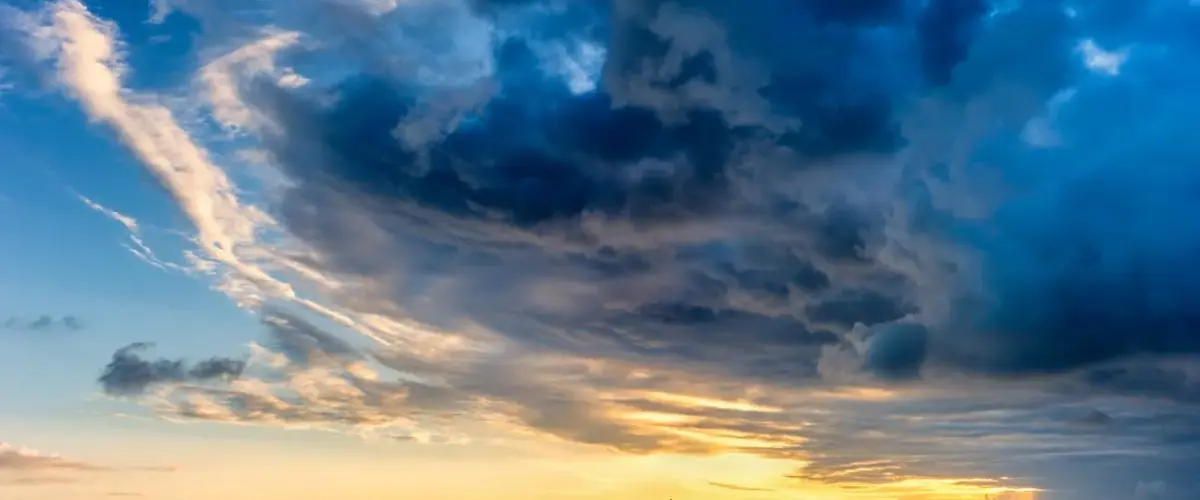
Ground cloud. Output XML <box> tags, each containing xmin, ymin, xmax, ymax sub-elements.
<box><xmin>98</xmin><ymin>343</ymin><xmax>246</xmax><ymax>397</ymax></box>
<box><xmin>1135</xmin><ymin>480</ymin><xmax>1169</xmax><ymax>500</ymax></box>
<box><xmin>1071</xmin><ymin>408</ymin><xmax>1115</xmax><ymax>428</ymax></box>
<box><xmin>140</xmin><ymin>310</ymin><xmax>736</xmax><ymax>452</ymax></box>
<box><xmin>76</xmin><ymin>195</ymin><xmax>188</xmax><ymax>273</ymax></box>
<box><xmin>214</xmin><ymin>0</ymin><xmax>1190</xmax><ymax>393</ymax></box>
<box><xmin>14</xmin><ymin>0</ymin><xmax>1200</xmax><ymax>497</ymax></box>
<box><xmin>121</xmin><ymin>309</ymin><xmax>1198</xmax><ymax>499</ymax></box>
<box><xmin>77</xmin><ymin>195</ymin><xmax>137</xmax><ymax>233</ymax></box>
<box><xmin>10</xmin><ymin>0</ymin><xmax>296</xmax><ymax>308</ymax></box>
<box><xmin>0</xmin><ymin>442</ymin><xmax>107</xmax><ymax>486</ymax></box>
<box><xmin>0</xmin><ymin>443</ymin><xmax>173</xmax><ymax>487</ymax></box>
<box><xmin>707</xmin><ymin>481</ymin><xmax>773</xmax><ymax>492</ymax></box>
<box><xmin>0</xmin><ymin>65</ymin><xmax>12</xmax><ymax>95</ymax></box>
<box><xmin>863</xmin><ymin>322</ymin><xmax>928</xmax><ymax>380</ymax></box>
<box><xmin>0</xmin><ymin>443</ymin><xmax>106</xmax><ymax>473</ymax></box>
<box><xmin>4</xmin><ymin>315</ymin><xmax>83</xmax><ymax>331</ymax></box>
<box><xmin>196</xmin><ymin>28</ymin><xmax>305</xmax><ymax>132</ymax></box>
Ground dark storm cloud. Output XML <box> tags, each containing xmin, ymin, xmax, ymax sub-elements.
<box><xmin>806</xmin><ymin>289</ymin><xmax>913</xmax><ymax>329</ymax></box>
<box><xmin>188</xmin><ymin>0</ymin><xmax>1200</xmax><ymax>494</ymax></box>
<box><xmin>916</xmin><ymin>0</ymin><xmax>989</xmax><ymax>86</ymax></box>
<box><xmin>921</xmin><ymin>1</ymin><xmax>1200</xmax><ymax>379</ymax></box>
<box><xmin>1070</xmin><ymin>408</ymin><xmax>1114</xmax><ymax>428</ymax></box>
<box><xmin>232</xmin><ymin>0</ymin><xmax>1200</xmax><ymax>388</ymax></box>
<box><xmin>863</xmin><ymin>322</ymin><xmax>927</xmax><ymax>380</ymax></box>
<box><xmin>98</xmin><ymin>343</ymin><xmax>246</xmax><ymax>396</ymax></box>
<box><xmin>236</xmin><ymin>0</ymin><xmax>999</xmax><ymax>383</ymax></box>
<box><xmin>1076</xmin><ymin>362</ymin><xmax>1200</xmax><ymax>403</ymax></box>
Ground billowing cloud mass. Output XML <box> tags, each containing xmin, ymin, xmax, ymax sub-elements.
<box><xmin>9</xmin><ymin>0</ymin><xmax>1200</xmax><ymax>498</ymax></box>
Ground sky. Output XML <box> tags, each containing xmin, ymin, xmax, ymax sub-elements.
<box><xmin>0</xmin><ymin>0</ymin><xmax>1198</xmax><ymax>499</ymax></box>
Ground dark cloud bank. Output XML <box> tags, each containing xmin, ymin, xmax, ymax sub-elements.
<box><xmin>249</xmin><ymin>0</ymin><xmax>1200</xmax><ymax>383</ymax></box>
<box><xmin>120</xmin><ymin>0</ymin><xmax>1200</xmax><ymax>497</ymax></box>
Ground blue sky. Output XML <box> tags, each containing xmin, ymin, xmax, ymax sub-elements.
<box><xmin>0</xmin><ymin>1</ymin><xmax>1198</xmax><ymax>499</ymax></box>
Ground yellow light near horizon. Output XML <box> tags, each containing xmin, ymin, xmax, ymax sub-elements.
<box><xmin>632</xmin><ymin>390</ymin><xmax>784</xmax><ymax>413</ymax></box>
<box><xmin>810</xmin><ymin>386</ymin><xmax>900</xmax><ymax>401</ymax></box>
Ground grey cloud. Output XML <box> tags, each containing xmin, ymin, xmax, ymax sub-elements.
<box><xmin>1135</xmin><ymin>480</ymin><xmax>1168</xmax><ymax>500</ymax></box>
<box><xmin>259</xmin><ymin>308</ymin><xmax>361</xmax><ymax>366</ymax></box>
<box><xmin>1081</xmin><ymin>363</ymin><xmax>1200</xmax><ymax>403</ymax></box>
<box><xmin>863</xmin><ymin>322</ymin><xmax>927</xmax><ymax>381</ymax></box>
<box><xmin>1070</xmin><ymin>409</ymin><xmax>1115</xmax><ymax>428</ymax></box>
<box><xmin>98</xmin><ymin>343</ymin><xmax>246</xmax><ymax>397</ymax></box>
<box><xmin>805</xmin><ymin>289</ymin><xmax>914</xmax><ymax>329</ymax></box>
<box><xmin>107</xmin><ymin>304</ymin><xmax>1200</xmax><ymax>499</ymax></box>
<box><xmin>149</xmin><ymin>310</ymin><xmax>816</xmax><ymax>455</ymax></box>
<box><xmin>3</xmin><ymin>315</ymin><xmax>83</xmax><ymax>331</ymax></box>
<box><xmin>789</xmin><ymin>387</ymin><xmax>1200</xmax><ymax>499</ymax></box>
<box><xmin>188</xmin><ymin>358</ymin><xmax>249</xmax><ymax>380</ymax></box>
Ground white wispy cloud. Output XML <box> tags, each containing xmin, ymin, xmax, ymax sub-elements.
<box><xmin>0</xmin><ymin>443</ymin><xmax>106</xmax><ymax>472</ymax></box>
<box><xmin>0</xmin><ymin>442</ymin><xmax>172</xmax><ymax>487</ymax></box>
<box><xmin>77</xmin><ymin>194</ymin><xmax>138</xmax><ymax>233</ymax></box>
<box><xmin>16</xmin><ymin>0</ymin><xmax>296</xmax><ymax>309</ymax></box>
<box><xmin>17</xmin><ymin>0</ymin><xmax>471</xmax><ymax>366</ymax></box>
<box><xmin>0</xmin><ymin>66</ymin><xmax>13</xmax><ymax>96</ymax></box>
<box><xmin>9</xmin><ymin>0</ymin><xmax>381</xmax><ymax>330</ymax></box>
<box><xmin>0</xmin><ymin>442</ymin><xmax>107</xmax><ymax>486</ymax></box>
<box><xmin>342</xmin><ymin>0</ymin><xmax>402</xmax><ymax>17</ymax></box>
<box><xmin>78</xmin><ymin>194</ymin><xmax>187</xmax><ymax>273</ymax></box>
<box><xmin>197</xmin><ymin>28</ymin><xmax>305</xmax><ymax>133</ymax></box>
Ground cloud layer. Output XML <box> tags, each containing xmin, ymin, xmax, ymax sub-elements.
<box><xmin>9</xmin><ymin>0</ymin><xmax>1200</xmax><ymax>498</ymax></box>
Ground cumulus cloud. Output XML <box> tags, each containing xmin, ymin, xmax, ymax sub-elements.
<box><xmin>98</xmin><ymin>343</ymin><xmax>246</xmax><ymax>396</ymax></box>
<box><xmin>12</xmin><ymin>0</ymin><xmax>1200</xmax><ymax>497</ymax></box>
